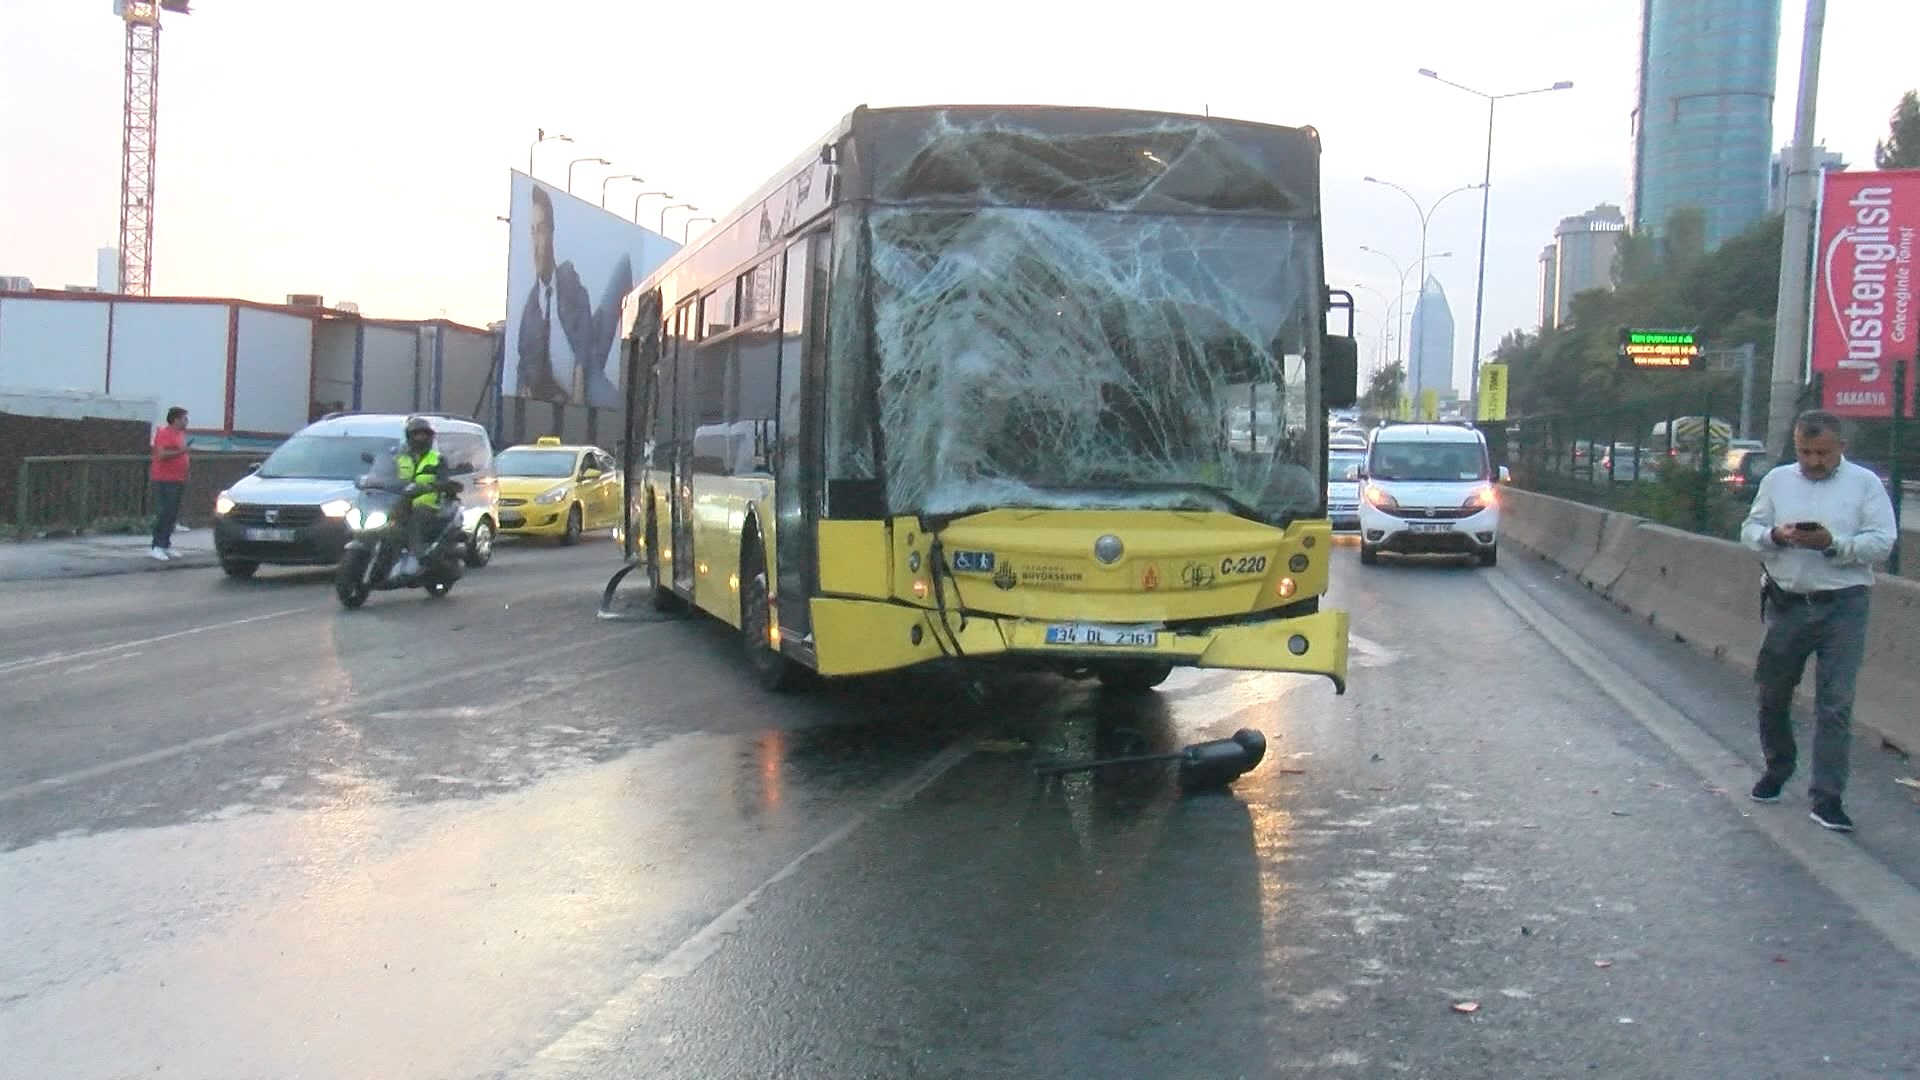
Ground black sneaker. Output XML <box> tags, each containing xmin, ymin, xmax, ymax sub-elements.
<box><xmin>1750</xmin><ymin>773</ymin><xmax>1788</xmax><ymax>803</ymax></box>
<box><xmin>1809</xmin><ymin>799</ymin><xmax>1854</xmax><ymax>832</ymax></box>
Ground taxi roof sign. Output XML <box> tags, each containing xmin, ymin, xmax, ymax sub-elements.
<box><xmin>1618</xmin><ymin>328</ymin><xmax>1705</xmax><ymax>371</ymax></box>
<box><xmin>535</xmin><ymin>436</ymin><xmax>563</xmax><ymax>446</ymax></box>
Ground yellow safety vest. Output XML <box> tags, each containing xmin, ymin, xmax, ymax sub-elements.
<box><xmin>396</xmin><ymin>449</ymin><xmax>442</xmax><ymax>509</ymax></box>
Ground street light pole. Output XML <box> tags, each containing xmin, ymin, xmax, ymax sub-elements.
<box><xmin>632</xmin><ymin>191</ymin><xmax>674</xmax><ymax>225</ymax></box>
<box><xmin>660</xmin><ymin>202</ymin><xmax>696</xmax><ymax>235</ymax></box>
<box><xmin>567</xmin><ymin>157</ymin><xmax>611</xmax><ymax>195</ymax></box>
<box><xmin>599</xmin><ymin>173</ymin><xmax>643</xmax><ymax>209</ymax></box>
<box><xmin>1359</xmin><ymin>178</ymin><xmax>1474</xmax><ymax>401</ymax></box>
<box><xmin>1764</xmin><ymin>0</ymin><xmax>1828</xmax><ymax>455</ymax></box>
<box><xmin>683</xmin><ymin>216</ymin><xmax>717</xmax><ymax>243</ymax></box>
<box><xmin>527</xmin><ymin>128</ymin><xmax>571</xmax><ymax>176</ymax></box>
<box><xmin>1418</xmin><ymin>69</ymin><xmax>1574</xmax><ymax>418</ymax></box>
<box><xmin>1360</xmin><ymin>246</ymin><xmax>1455</xmax><ymax>376</ymax></box>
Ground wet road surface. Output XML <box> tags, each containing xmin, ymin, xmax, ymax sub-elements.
<box><xmin>4</xmin><ymin>537</ymin><xmax>1920</xmax><ymax>1078</ymax></box>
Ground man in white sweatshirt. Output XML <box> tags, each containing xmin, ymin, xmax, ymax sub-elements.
<box><xmin>1739</xmin><ymin>410</ymin><xmax>1898</xmax><ymax>832</ymax></box>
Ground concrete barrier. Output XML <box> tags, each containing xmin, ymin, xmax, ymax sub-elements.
<box><xmin>1499</xmin><ymin>488</ymin><xmax>1608</xmax><ymax>578</ymax></box>
<box><xmin>1504</xmin><ymin>489</ymin><xmax>1920</xmax><ymax>757</ymax></box>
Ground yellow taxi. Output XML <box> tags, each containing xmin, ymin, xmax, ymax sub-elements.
<box><xmin>493</xmin><ymin>437</ymin><xmax>622</xmax><ymax>544</ymax></box>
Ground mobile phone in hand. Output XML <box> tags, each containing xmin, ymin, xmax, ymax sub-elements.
<box><xmin>1792</xmin><ymin>521</ymin><xmax>1822</xmax><ymax>531</ymax></box>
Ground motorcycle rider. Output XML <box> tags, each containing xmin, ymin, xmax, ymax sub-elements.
<box><xmin>393</xmin><ymin>416</ymin><xmax>448</xmax><ymax>578</ymax></box>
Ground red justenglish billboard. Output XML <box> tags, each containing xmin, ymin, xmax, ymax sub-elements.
<box><xmin>1812</xmin><ymin>170</ymin><xmax>1918</xmax><ymax>417</ymax></box>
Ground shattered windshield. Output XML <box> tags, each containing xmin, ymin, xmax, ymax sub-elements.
<box><xmin>865</xmin><ymin>207</ymin><xmax>1322</xmax><ymax>523</ymax></box>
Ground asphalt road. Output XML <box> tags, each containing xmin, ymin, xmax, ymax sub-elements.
<box><xmin>4</xmin><ymin>536</ymin><xmax>1919</xmax><ymax>1079</ymax></box>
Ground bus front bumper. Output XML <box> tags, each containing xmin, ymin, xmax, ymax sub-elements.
<box><xmin>807</xmin><ymin>598</ymin><xmax>1350</xmax><ymax>693</ymax></box>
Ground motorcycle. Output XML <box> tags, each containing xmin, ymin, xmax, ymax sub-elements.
<box><xmin>335</xmin><ymin>452</ymin><xmax>469</xmax><ymax>609</ymax></box>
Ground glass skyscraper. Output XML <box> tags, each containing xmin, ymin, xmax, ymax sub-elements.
<box><xmin>1629</xmin><ymin>0</ymin><xmax>1781</xmax><ymax>250</ymax></box>
<box><xmin>1408</xmin><ymin>275</ymin><xmax>1455</xmax><ymax>403</ymax></box>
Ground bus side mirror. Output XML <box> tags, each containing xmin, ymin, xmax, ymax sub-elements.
<box><xmin>1499</xmin><ymin>465</ymin><xmax>1512</xmax><ymax>484</ymax></box>
<box><xmin>1323</xmin><ymin>335</ymin><xmax>1359</xmax><ymax>408</ymax></box>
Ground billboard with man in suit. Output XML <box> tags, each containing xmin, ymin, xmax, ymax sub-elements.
<box><xmin>503</xmin><ymin>172</ymin><xmax>677</xmax><ymax>409</ymax></box>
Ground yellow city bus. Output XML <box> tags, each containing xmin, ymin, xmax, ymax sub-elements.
<box><xmin>616</xmin><ymin>104</ymin><xmax>1360</xmax><ymax>691</ymax></box>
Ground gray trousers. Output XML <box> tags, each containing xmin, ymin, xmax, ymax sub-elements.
<box><xmin>1754</xmin><ymin>588</ymin><xmax>1870</xmax><ymax>801</ymax></box>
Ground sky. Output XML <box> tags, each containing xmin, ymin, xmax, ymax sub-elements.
<box><xmin>3</xmin><ymin>0</ymin><xmax>1916</xmax><ymax>397</ymax></box>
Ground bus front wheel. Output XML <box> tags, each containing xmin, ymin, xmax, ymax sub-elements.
<box><xmin>741</xmin><ymin>545</ymin><xmax>802</xmax><ymax>692</ymax></box>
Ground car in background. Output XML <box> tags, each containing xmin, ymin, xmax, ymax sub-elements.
<box><xmin>212</xmin><ymin>413</ymin><xmax>499</xmax><ymax>578</ymax></box>
<box><xmin>494</xmin><ymin>437</ymin><xmax>622</xmax><ymax>545</ymax></box>
<box><xmin>1722</xmin><ymin>444</ymin><xmax>1774</xmax><ymax>497</ymax></box>
<box><xmin>1329</xmin><ymin>427</ymin><xmax>1370</xmax><ymax>454</ymax></box>
<box><xmin>1327</xmin><ymin>448</ymin><xmax>1365</xmax><ymax>532</ymax></box>
<box><xmin>1357</xmin><ymin>422</ymin><xmax>1501</xmax><ymax>567</ymax></box>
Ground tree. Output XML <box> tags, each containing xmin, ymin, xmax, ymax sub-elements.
<box><xmin>1360</xmin><ymin>361</ymin><xmax>1405</xmax><ymax>415</ymax></box>
<box><xmin>1660</xmin><ymin>208</ymin><xmax>1707</xmax><ymax>276</ymax></box>
<box><xmin>1876</xmin><ymin>90</ymin><xmax>1920</xmax><ymax>169</ymax></box>
<box><xmin>1613</xmin><ymin>230</ymin><xmax>1659</xmax><ymax>288</ymax></box>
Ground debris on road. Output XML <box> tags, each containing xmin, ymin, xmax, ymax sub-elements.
<box><xmin>974</xmin><ymin>738</ymin><xmax>1029</xmax><ymax>754</ymax></box>
<box><xmin>1593</xmin><ymin>960</ymin><xmax>1613</xmax><ymax>969</ymax></box>
<box><xmin>1451</xmin><ymin>1002</ymin><xmax>1480</xmax><ymax>1014</ymax></box>
<box><xmin>1894</xmin><ymin>777</ymin><xmax>1920</xmax><ymax>790</ymax></box>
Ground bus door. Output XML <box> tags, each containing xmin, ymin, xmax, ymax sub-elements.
<box><xmin>772</xmin><ymin>233</ymin><xmax>828</xmax><ymax>649</ymax></box>
<box><xmin>670</xmin><ymin>302</ymin><xmax>697</xmax><ymax>597</ymax></box>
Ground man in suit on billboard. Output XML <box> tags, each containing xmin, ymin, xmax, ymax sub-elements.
<box><xmin>517</xmin><ymin>185</ymin><xmax>611</xmax><ymax>404</ymax></box>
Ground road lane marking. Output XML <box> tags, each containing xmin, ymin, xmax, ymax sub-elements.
<box><xmin>0</xmin><ymin>636</ymin><xmax>631</xmax><ymax>804</ymax></box>
<box><xmin>1484</xmin><ymin>570</ymin><xmax>1920</xmax><ymax>967</ymax></box>
<box><xmin>518</xmin><ymin>741</ymin><xmax>975</xmax><ymax>1075</ymax></box>
<box><xmin>0</xmin><ymin>607</ymin><xmax>309</xmax><ymax>676</ymax></box>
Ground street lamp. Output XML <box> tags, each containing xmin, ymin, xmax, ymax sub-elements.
<box><xmin>528</xmin><ymin>128</ymin><xmax>571</xmax><ymax>176</ymax></box>
<box><xmin>1362</xmin><ymin>177</ymin><xmax>1483</xmax><ymax>400</ymax></box>
<box><xmin>1358</xmin><ymin>245</ymin><xmax>1454</xmax><ymax>377</ymax></box>
<box><xmin>660</xmin><ymin>202</ymin><xmax>696</xmax><ymax>234</ymax></box>
<box><xmin>683</xmin><ymin>216</ymin><xmax>717</xmax><ymax>243</ymax></box>
<box><xmin>599</xmin><ymin>173</ymin><xmax>644</xmax><ymax>209</ymax></box>
<box><xmin>567</xmin><ymin>157</ymin><xmax>611</xmax><ymax>194</ymax></box>
<box><xmin>1418</xmin><ymin>68</ymin><xmax>1574</xmax><ymax>417</ymax></box>
<box><xmin>1351</xmin><ymin>284</ymin><xmax>1404</xmax><ymax>375</ymax></box>
<box><xmin>632</xmin><ymin>191</ymin><xmax>674</xmax><ymax>225</ymax></box>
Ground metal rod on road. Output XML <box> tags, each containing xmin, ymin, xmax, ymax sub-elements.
<box><xmin>1764</xmin><ymin>0</ymin><xmax>1828</xmax><ymax>457</ymax></box>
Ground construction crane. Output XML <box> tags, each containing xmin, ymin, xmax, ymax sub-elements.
<box><xmin>114</xmin><ymin>0</ymin><xmax>191</xmax><ymax>296</ymax></box>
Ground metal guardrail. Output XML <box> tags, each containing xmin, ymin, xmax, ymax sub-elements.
<box><xmin>9</xmin><ymin>452</ymin><xmax>270</xmax><ymax>534</ymax></box>
<box><xmin>13</xmin><ymin>455</ymin><xmax>152</xmax><ymax>533</ymax></box>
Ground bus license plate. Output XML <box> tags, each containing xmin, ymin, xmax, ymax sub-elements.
<box><xmin>1045</xmin><ymin>623</ymin><xmax>1159</xmax><ymax>648</ymax></box>
<box><xmin>245</xmin><ymin>527</ymin><xmax>297</xmax><ymax>542</ymax></box>
<box><xmin>1410</xmin><ymin>522</ymin><xmax>1452</xmax><ymax>534</ymax></box>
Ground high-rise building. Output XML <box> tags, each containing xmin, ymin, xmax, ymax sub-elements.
<box><xmin>96</xmin><ymin>248</ymin><xmax>121</xmax><ymax>294</ymax></box>
<box><xmin>1629</xmin><ymin>0</ymin><xmax>1781</xmax><ymax>250</ymax></box>
<box><xmin>1538</xmin><ymin>204</ymin><xmax>1626</xmax><ymax>329</ymax></box>
<box><xmin>1537</xmin><ymin>245</ymin><xmax>1559</xmax><ymax>331</ymax></box>
<box><xmin>1408</xmin><ymin>275</ymin><xmax>1456</xmax><ymax>400</ymax></box>
<box><xmin>1768</xmin><ymin>143</ymin><xmax>1848</xmax><ymax>214</ymax></box>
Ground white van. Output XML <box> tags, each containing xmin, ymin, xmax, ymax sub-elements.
<box><xmin>1356</xmin><ymin>423</ymin><xmax>1502</xmax><ymax>567</ymax></box>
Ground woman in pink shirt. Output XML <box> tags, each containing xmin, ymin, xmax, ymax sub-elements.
<box><xmin>150</xmin><ymin>406</ymin><xmax>190</xmax><ymax>560</ymax></box>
